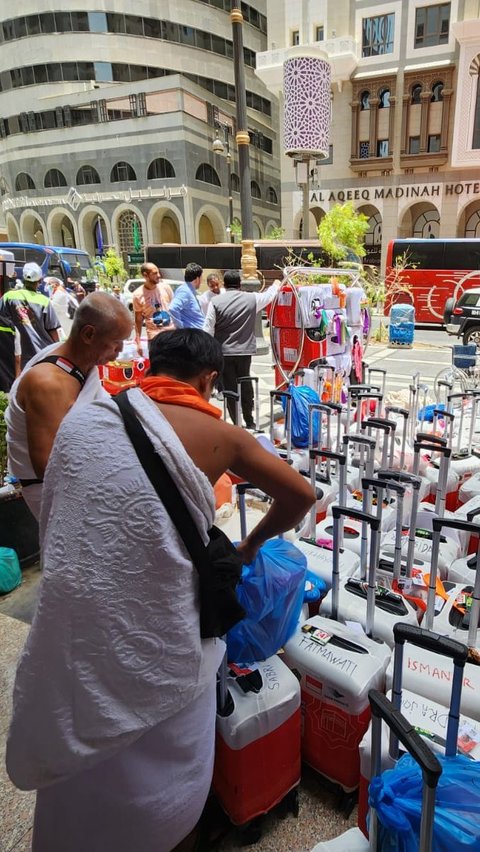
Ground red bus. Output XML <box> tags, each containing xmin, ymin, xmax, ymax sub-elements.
<box><xmin>385</xmin><ymin>238</ymin><xmax>480</xmax><ymax>324</ymax></box>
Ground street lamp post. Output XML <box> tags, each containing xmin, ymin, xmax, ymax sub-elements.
<box><xmin>213</xmin><ymin>125</ymin><xmax>234</xmax><ymax>244</ymax></box>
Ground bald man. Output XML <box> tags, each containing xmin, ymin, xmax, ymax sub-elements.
<box><xmin>132</xmin><ymin>263</ymin><xmax>174</xmax><ymax>356</ymax></box>
<box><xmin>6</xmin><ymin>292</ymin><xmax>133</xmax><ymax>519</ymax></box>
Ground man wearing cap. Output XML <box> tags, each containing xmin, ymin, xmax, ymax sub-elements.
<box><xmin>0</xmin><ymin>262</ymin><xmax>61</xmax><ymax>369</ymax></box>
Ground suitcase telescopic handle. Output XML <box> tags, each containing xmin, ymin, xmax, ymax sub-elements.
<box><xmin>309</xmin><ymin>448</ymin><xmax>346</xmax><ymax>464</ymax></box>
<box><xmin>343</xmin><ymin>433</ymin><xmax>376</xmax><ymax>449</ymax></box>
<box><xmin>348</xmin><ymin>384</ymin><xmax>380</xmax><ymax>395</ymax></box>
<box><xmin>447</xmin><ymin>391</ymin><xmax>473</xmax><ymax>402</ymax></box>
<box><xmin>467</xmin><ymin>506</ymin><xmax>480</xmax><ymax>523</ymax></box>
<box><xmin>270</xmin><ymin>390</ymin><xmax>292</xmax><ymax>400</ymax></box>
<box><xmin>368</xmin><ymin>690</ymin><xmax>442</xmax><ymax>788</ymax></box>
<box><xmin>222</xmin><ymin>390</ymin><xmax>239</xmax><ymax>400</ymax></box>
<box><xmin>392</xmin><ymin>623</ymin><xmax>468</xmax><ymax>665</ymax></box>
<box><xmin>434</xmin><ymin>407</ymin><xmax>455</xmax><ymax>421</ymax></box>
<box><xmin>332</xmin><ymin>505</ymin><xmax>380</xmax><ymax>530</ymax></box>
<box><xmin>414</xmin><ymin>441</ymin><xmax>451</xmax><ymax>457</ymax></box>
<box><xmin>385</xmin><ymin>406</ymin><xmax>409</xmax><ymax>419</ymax></box>
<box><xmin>415</xmin><ymin>432</ymin><xmax>447</xmax><ymax>445</ymax></box>
<box><xmin>361</xmin><ymin>418</ymin><xmax>396</xmax><ymax>433</ymax></box>
<box><xmin>432</xmin><ymin>515</ymin><xmax>480</xmax><ymax>537</ymax></box>
<box><xmin>323</xmin><ymin>401</ymin><xmax>343</xmax><ymax>413</ymax></box>
<box><xmin>236</xmin><ymin>482</ymin><xmax>256</xmax><ymax>495</ymax></box>
<box><xmin>238</xmin><ymin>376</ymin><xmax>258</xmax><ymax>386</ymax></box>
<box><xmin>376</xmin><ymin>469</ymin><xmax>422</xmax><ymax>490</ymax></box>
<box><xmin>361</xmin><ymin>477</ymin><xmax>406</xmax><ymax>497</ymax></box>
<box><xmin>351</xmin><ymin>391</ymin><xmax>383</xmax><ymax>401</ymax></box>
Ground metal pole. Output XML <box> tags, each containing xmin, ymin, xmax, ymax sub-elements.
<box><xmin>231</xmin><ymin>0</ymin><xmax>253</xmax><ymax>241</ymax></box>
<box><xmin>302</xmin><ymin>158</ymin><xmax>310</xmax><ymax>239</ymax></box>
<box><xmin>225</xmin><ymin>130</ymin><xmax>234</xmax><ymax>244</ymax></box>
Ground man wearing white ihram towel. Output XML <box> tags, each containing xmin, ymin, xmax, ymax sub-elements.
<box><xmin>6</xmin><ymin>329</ymin><xmax>314</xmax><ymax>852</ymax></box>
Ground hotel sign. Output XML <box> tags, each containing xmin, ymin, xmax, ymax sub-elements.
<box><xmin>310</xmin><ymin>181</ymin><xmax>480</xmax><ymax>204</ymax></box>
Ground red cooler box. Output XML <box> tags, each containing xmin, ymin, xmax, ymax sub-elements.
<box><xmin>213</xmin><ymin>654</ymin><xmax>301</xmax><ymax>825</ymax></box>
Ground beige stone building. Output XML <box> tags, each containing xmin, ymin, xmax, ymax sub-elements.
<box><xmin>256</xmin><ymin>0</ymin><xmax>480</xmax><ymax>271</ymax></box>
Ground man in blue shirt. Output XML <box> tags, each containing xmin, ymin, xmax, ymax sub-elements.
<box><xmin>169</xmin><ymin>263</ymin><xmax>204</xmax><ymax>330</ymax></box>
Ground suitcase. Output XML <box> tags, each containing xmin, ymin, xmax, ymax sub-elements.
<box><xmin>384</xmin><ymin>405</ymin><xmax>411</xmax><ymax>471</ymax></box>
<box><xmin>310</xmin><ymin>689</ymin><xmax>443</xmax><ymax>851</ymax></box>
<box><xmin>283</xmin><ymin>507</ymin><xmax>391</xmax><ymax>797</ymax></box>
<box><xmin>295</xmin><ymin>448</ymin><xmax>360</xmax><ymax>587</ymax></box>
<box><xmin>314</xmin><ymin>434</ymin><xmax>376</xmax><ymax>556</ymax></box>
<box><xmin>321</xmin><ymin>477</ymin><xmax>418</xmax><ymax>646</ymax></box>
<box><xmin>427</xmin><ymin>516</ymin><xmax>480</xmax><ymax>650</ymax></box>
<box><xmin>212</xmin><ymin>652</ymin><xmax>301</xmax><ymax>830</ymax></box>
<box><xmin>358</xmin><ymin>623</ymin><xmax>471</xmax><ymax>836</ymax></box>
<box><xmin>449</xmin><ymin>506</ymin><xmax>480</xmax><ymax>580</ymax></box>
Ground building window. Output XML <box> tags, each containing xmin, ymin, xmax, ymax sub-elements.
<box><xmin>359</xmin><ymin>141</ymin><xmax>370</xmax><ymax>159</ymax></box>
<box><xmin>409</xmin><ymin>136</ymin><xmax>420</xmax><ymax>154</ymax></box>
<box><xmin>147</xmin><ymin>158</ymin><xmax>175</xmax><ymax>179</ymax></box>
<box><xmin>266</xmin><ymin>186</ymin><xmax>278</xmax><ymax>204</ymax></box>
<box><xmin>231</xmin><ymin>173</ymin><xmax>240</xmax><ymax>192</ymax></box>
<box><xmin>195</xmin><ymin>163</ymin><xmax>221</xmax><ymax>185</ymax></box>
<box><xmin>379</xmin><ymin>88</ymin><xmax>390</xmax><ymax>108</ymax></box>
<box><xmin>411</xmin><ymin>84</ymin><xmax>422</xmax><ymax>105</ymax></box>
<box><xmin>360</xmin><ymin>91</ymin><xmax>370</xmax><ymax>111</ymax></box>
<box><xmin>362</xmin><ymin>14</ymin><xmax>394</xmax><ymax>58</ymax></box>
<box><xmin>474</xmin><ymin>73</ymin><xmax>480</xmax><ymax>149</ymax></box>
<box><xmin>431</xmin><ymin>81</ymin><xmax>444</xmax><ymax>102</ymax></box>
<box><xmin>15</xmin><ymin>172</ymin><xmax>35</xmax><ymax>190</ymax></box>
<box><xmin>315</xmin><ymin>26</ymin><xmax>324</xmax><ymax>42</ymax></box>
<box><xmin>110</xmin><ymin>161</ymin><xmax>137</xmax><ymax>182</ymax></box>
<box><xmin>377</xmin><ymin>139</ymin><xmax>389</xmax><ymax>157</ymax></box>
<box><xmin>428</xmin><ymin>134</ymin><xmax>441</xmax><ymax>152</ymax></box>
<box><xmin>291</xmin><ymin>30</ymin><xmax>299</xmax><ymax>46</ymax></box>
<box><xmin>44</xmin><ymin>168</ymin><xmax>67</xmax><ymax>187</ymax></box>
<box><xmin>117</xmin><ymin>210</ymin><xmax>143</xmax><ymax>254</ymax></box>
<box><xmin>76</xmin><ymin>165</ymin><xmax>100</xmax><ymax>185</ymax></box>
<box><xmin>415</xmin><ymin>3</ymin><xmax>450</xmax><ymax>49</ymax></box>
<box><xmin>251</xmin><ymin>180</ymin><xmax>261</xmax><ymax>199</ymax></box>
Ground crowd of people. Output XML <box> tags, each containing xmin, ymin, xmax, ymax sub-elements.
<box><xmin>2</xmin><ymin>257</ymin><xmax>314</xmax><ymax>851</ymax></box>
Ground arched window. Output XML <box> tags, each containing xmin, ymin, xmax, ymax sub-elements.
<box><xmin>195</xmin><ymin>163</ymin><xmax>221</xmax><ymax>186</ymax></box>
<box><xmin>147</xmin><ymin>158</ymin><xmax>175</xmax><ymax>180</ymax></box>
<box><xmin>251</xmin><ymin>180</ymin><xmax>261</xmax><ymax>199</ymax></box>
<box><xmin>110</xmin><ymin>161</ymin><xmax>137</xmax><ymax>182</ymax></box>
<box><xmin>379</xmin><ymin>88</ymin><xmax>390</xmax><ymax>108</ymax></box>
<box><xmin>15</xmin><ymin>172</ymin><xmax>35</xmax><ymax>191</ymax></box>
<box><xmin>431</xmin><ymin>81</ymin><xmax>444</xmax><ymax>102</ymax></box>
<box><xmin>44</xmin><ymin>168</ymin><xmax>67</xmax><ymax>188</ymax></box>
<box><xmin>411</xmin><ymin>84</ymin><xmax>422</xmax><ymax>105</ymax></box>
<box><xmin>360</xmin><ymin>91</ymin><xmax>370</xmax><ymax>111</ymax></box>
<box><xmin>76</xmin><ymin>165</ymin><xmax>101</xmax><ymax>185</ymax></box>
<box><xmin>231</xmin><ymin>173</ymin><xmax>240</xmax><ymax>192</ymax></box>
<box><xmin>117</xmin><ymin>210</ymin><xmax>143</xmax><ymax>253</ymax></box>
<box><xmin>266</xmin><ymin>186</ymin><xmax>278</xmax><ymax>204</ymax></box>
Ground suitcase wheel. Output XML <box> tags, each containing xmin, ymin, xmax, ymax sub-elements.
<box><xmin>339</xmin><ymin>789</ymin><xmax>357</xmax><ymax>820</ymax></box>
<box><xmin>239</xmin><ymin>817</ymin><xmax>263</xmax><ymax>846</ymax></box>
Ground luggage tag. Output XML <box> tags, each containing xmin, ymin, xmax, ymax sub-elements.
<box><xmin>458</xmin><ymin>722</ymin><xmax>480</xmax><ymax>756</ymax></box>
<box><xmin>301</xmin><ymin>624</ymin><xmax>332</xmax><ymax>646</ymax></box>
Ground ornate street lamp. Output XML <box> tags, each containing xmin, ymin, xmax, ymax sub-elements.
<box><xmin>212</xmin><ymin>126</ymin><xmax>235</xmax><ymax>244</ymax></box>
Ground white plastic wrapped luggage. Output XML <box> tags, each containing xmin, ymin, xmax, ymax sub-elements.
<box><xmin>295</xmin><ymin>448</ymin><xmax>360</xmax><ymax>587</ymax></box>
<box><xmin>283</xmin><ymin>507</ymin><xmax>391</xmax><ymax>793</ymax></box>
<box><xmin>322</xmin><ymin>477</ymin><xmax>418</xmax><ymax>647</ymax></box>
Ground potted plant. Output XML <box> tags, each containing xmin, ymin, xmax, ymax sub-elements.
<box><xmin>0</xmin><ymin>391</ymin><xmax>40</xmax><ymax>567</ymax></box>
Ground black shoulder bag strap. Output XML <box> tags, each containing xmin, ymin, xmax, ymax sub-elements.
<box><xmin>112</xmin><ymin>390</ymin><xmax>211</xmax><ymax>582</ymax></box>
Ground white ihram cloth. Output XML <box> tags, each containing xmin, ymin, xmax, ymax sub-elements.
<box><xmin>7</xmin><ymin>387</ymin><xmax>225</xmax><ymax>852</ymax></box>
<box><xmin>5</xmin><ymin>342</ymin><xmax>107</xmax><ymax>519</ymax></box>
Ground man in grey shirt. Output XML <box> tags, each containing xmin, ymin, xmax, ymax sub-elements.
<box><xmin>204</xmin><ymin>269</ymin><xmax>280</xmax><ymax>428</ymax></box>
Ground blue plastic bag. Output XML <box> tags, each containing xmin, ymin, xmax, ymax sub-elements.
<box><xmin>417</xmin><ymin>403</ymin><xmax>445</xmax><ymax>423</ymax></box>
<box><xmin>282</xmin><ymin>384</ymin><xmax>321</xmax><ymax>448</ymax></box>
<box><xmin>0</xmin><ymin>547</ymin><xmax>22</xmax><ymax>595</ymax></box>
<box><xmin>227</xmin><ymin>539</ymin><xmax>307</xmax><ymax>664</ymax></box>
<box><xmin>369</xmin><ymin>752</ymin><xmax>480</xmax><ymax>851</ymax></box>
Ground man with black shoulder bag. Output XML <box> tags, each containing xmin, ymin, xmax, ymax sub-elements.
<box><xmin>7</xmin><ymin>328</ymin><xmax>314</xmax><ymax>852</ymax></box>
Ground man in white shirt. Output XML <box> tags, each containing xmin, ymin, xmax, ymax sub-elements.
<box><xmin>199</xmin><ymin>273</ymin><xmax>224</xmax><ymax>316</ymax></box>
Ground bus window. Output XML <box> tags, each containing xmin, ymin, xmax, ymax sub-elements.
<box><xmin>443</xmin><ymin>242</ymin><xmax>480</xmax><ymax>271</ymax></box>
<box><xmin>392</xmin><ymin>240</ymin><xmax>444</xmax><ymax>269</ymax></box>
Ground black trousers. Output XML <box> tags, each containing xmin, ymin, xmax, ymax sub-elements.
<box><xmin>222</xmin><ymin>355</ymin><xmax>254</xmax><ymax>427</ymax></box>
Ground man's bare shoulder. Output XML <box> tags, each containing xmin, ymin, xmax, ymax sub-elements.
<box><xmin>18</xmin><ymin>363</ymin><xmax>80</xmax><ymax>406</ymax></box>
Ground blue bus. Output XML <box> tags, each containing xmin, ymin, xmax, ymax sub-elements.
<box><xmin>0</xmin><ymin>242</ymin><xmax>95</xmax><ymax>289</ymax></box>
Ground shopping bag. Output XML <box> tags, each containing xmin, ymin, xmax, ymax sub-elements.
<box><xmin>282</xmin><ymin>384</ymin><xmax>321</xmax><ymax>448</ymax></box>
<box><xmin>227</xmin><ymin>538</ymin><xmax>307</xmax><ymax>664</ymax></box>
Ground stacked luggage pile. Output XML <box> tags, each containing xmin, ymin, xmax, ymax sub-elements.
<box><xmin>213</xmin><ymin>372</ymin><xmax>480</xmax><ymax>850</ymax></box>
